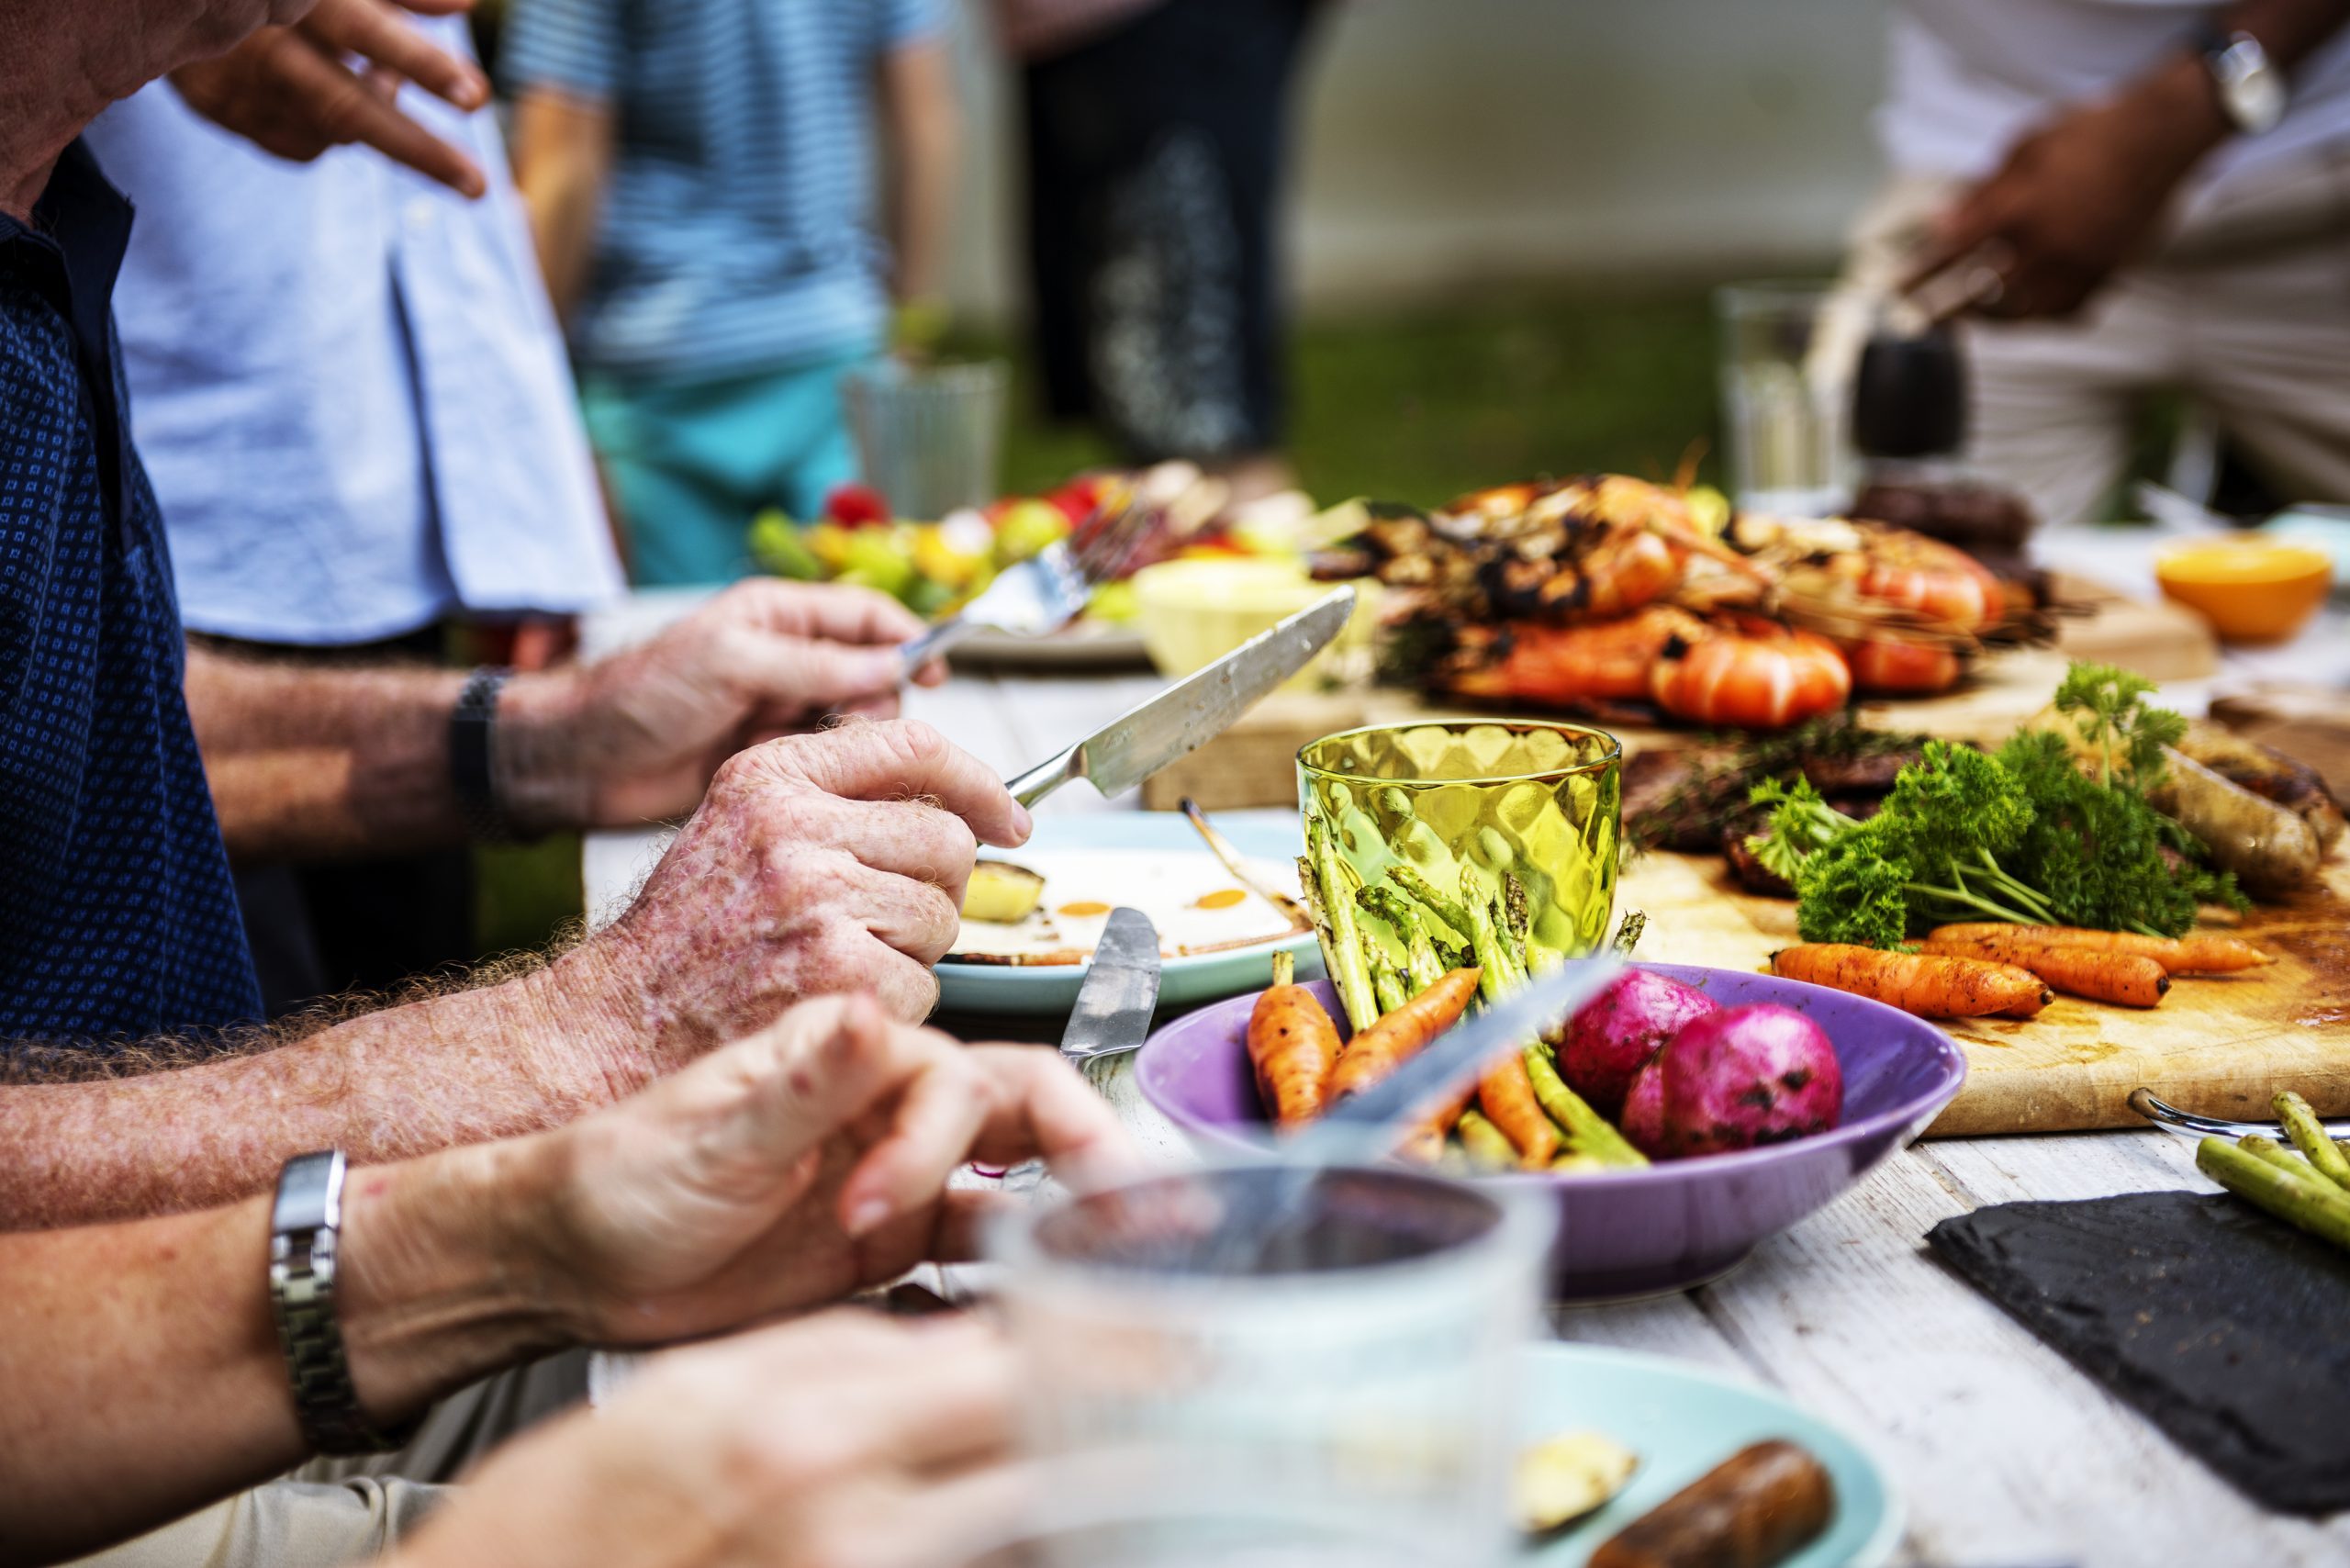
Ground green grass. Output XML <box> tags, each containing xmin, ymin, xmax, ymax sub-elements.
<box><xmin>477</xmin><ymin>286</ymin><xmax>1728</xmax><ymax>953</ymax></box>
<box><xmin>975</xmin><ymin>286</ymin><xmax>1725</xmax><ymax>508</ymax></box>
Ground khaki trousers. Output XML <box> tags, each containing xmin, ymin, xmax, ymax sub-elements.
<box><xmin>67</xmin><ymin>1351</ymin><xmax>589</xmax><ymax>1568</ymax></box>
<box><xmin>1838</xmin><ymin>144</ymin><xmax>2350</xmax><ymax>527</ymax></box>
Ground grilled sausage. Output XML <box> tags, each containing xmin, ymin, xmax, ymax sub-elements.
<box><xmin>1588</xmin><ymin>1439</ymin><xmax>1834</xmax><ymax>1568</ymax></box>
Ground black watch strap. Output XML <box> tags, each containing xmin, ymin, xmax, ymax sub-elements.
<box><xmin>449</xmin><ymin>666</ymin><xmax>519</xmax><ymax>843</ymax></box>
<box><xmin>269</xmin><ymin>1151</ymin><xmax>416</xmax><ymax>1456</ymax></box>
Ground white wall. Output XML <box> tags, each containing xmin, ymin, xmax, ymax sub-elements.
<box><xmin>943</xmin><ymin>0</ymin><xmax>1891</xmax><ymax>318</ymax></box>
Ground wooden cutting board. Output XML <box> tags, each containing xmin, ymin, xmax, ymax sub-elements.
<box><xmin>1618</xmin><ymin>847</ymin><xmax>2350</xmax><ymax>1137</ymax></box>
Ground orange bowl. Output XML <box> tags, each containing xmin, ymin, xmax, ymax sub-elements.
<box><xmin>2154</xmin><ymin>540</ymin><xmax>2332</xmax><ymax>644</ymax></box>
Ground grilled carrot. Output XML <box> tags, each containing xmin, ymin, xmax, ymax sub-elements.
<box><xmin>1922</xmin><ymin>937</ymin><xmax>2170</xmax><ymax>1009</ymax></box>
<box><xmin>1926</xmin><ymin>923</ymin><xmax>2272</xmax><ymax>975</ymax></box>
<box><xmin>1246</xmin><ymin>950</ymin><xmax>1345</xmax><ymax>1126</ymax></box>
<box><xmin>1476</xmin><ymin>1051</ymin><xmax>1562</xmax><ymax>1168</ymax></box>
<box><xmin>1770</xmin><ymin>944</ymin><xmax>2051</xmax><ymax>1019</ymax></box>
<box><xmin>1327</xmin><ymin>966</ymin><xmax>1483</xmax><ymax>1102</ymax></box>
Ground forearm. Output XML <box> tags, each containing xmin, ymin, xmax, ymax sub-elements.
<box><xmin>0</xmin><ymin>946</ymin><xmax>646</xmax><ymax>1231</ymax></box>
<box><xmin>510</xmin><ymin>90</ymin><xmax>615</xmax><ymax>324</ymax></box>
<box><xmin>2114</xmin><ymin>0</ymin><xmax>2350</xmax><ymax>168</ymax></box>
<box><xmin>882</xmin><ymin>41</ymin><xmax>957</xmax><ymax>303</ymax></box>
<box><xmin>186</xmin><ymin>644</ymin><xmax>590</xmax><ymax>858</ymax></box>
<box><xmin>0</xmin><ymin>1144</ymin><xmax>564</xmax><ymax>1565</ymax></box>
<box><xmin>2221</xmin><ymin>0</ymin><xmax>2350</xmax><ymax>71</ymax></box>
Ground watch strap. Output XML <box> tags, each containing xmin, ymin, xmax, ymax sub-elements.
<box><xmin>449</xmin><ymin>666</ymin><xmax>520</xmax><ymax>843</ymax></box>
<box><xmin>269</xmin><ymin>1151</ymin><xmax>415</xmax><ymax>1456</ymax></box>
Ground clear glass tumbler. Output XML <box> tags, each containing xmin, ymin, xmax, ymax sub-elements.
<box><xmin>987</xmin><ymin>1165</ymin><xmax>1552</xmax><ymax>1568</ymax></box>
<box><xmin>839</xmin><ymin>358</ymin><xmax>1008</xmax><ymax>521</ymax></box>
<box><xmin>1715</xmin><ymin>280</ymin><xmax>1867</xmax><ymax>517</ymax></box>
<box><xmin>1297</xmin><ymin>721</ymin><xmax>1621</xmax><ymax>986</ymax></box>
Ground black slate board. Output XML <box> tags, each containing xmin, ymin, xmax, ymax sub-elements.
<box><xmin>1928</xmin><ymin>1189</ymin><xmax>2350</xmax><ymax>1515</ymax></box>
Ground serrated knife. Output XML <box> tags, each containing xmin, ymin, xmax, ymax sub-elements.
<box><xmin>1005</xmin><ymin>587</ymin><xmax>1355</xmax><ymax>808</ymax></box>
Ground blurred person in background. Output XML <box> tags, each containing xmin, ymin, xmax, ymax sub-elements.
<box><xmin>504</xmin><ymin>0</ymin><xmax>959</xmax><ymax>586</ymax></box>
<box><xmin>84</xmin><ymin>2</ymin><xmax>627</xmax><ymax>1014</ymax></box>
<box><xmin>1859</xmin><ymin>0</ymin><xmax>2350</xmax><ymax>527</ymax></box>
<box><xmin>998</xmin><ymin>0</ymin><xmax>1325</xmax><ymax>503</ymax></box>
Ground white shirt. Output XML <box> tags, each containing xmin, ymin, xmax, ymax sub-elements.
<box><xmin>84</xmin><ymin>19</ymin><xmax>624</xmax><ymax>646</ymax></box>
<box><xmin>1880</xmin><ymin>1</ymin><xmax>2350</xmax><ymax>192</ymax></box>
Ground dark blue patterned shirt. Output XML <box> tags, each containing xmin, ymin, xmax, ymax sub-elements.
<box><xmin>0</xmin><ymin>143</ymin><xmax>261</xmax><ymax>1043</ymax></box>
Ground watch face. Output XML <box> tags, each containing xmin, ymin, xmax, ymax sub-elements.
<box><xmin>2220</xmin><ymin>39</ymin><xmax>2288</xmax><ymax>133</ymax></box>
<box><xmin>272</xmin><ymin>1150</ymin><xmax>345</xmax><ymax>1232</ymax></box>
<box><xmin>2238</xmin><ymin>64</ymin><xmax>2288</xmax><ymax>133</ymax></box>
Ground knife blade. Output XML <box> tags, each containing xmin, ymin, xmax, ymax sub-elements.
<box><xmin>1281</xmin><ymin>954</ymin><xmax>1624</xmax><ymax>1170</ymax></box>
<box><xmin>1192</xmin><ymin>953</ymin><xmax>1622</xmax><ymax>1277</ymax></box>
<box><xmin>1059</xmin><ymin>907</ymin><xmax>1162</xmax><ymax>1070</ymax></box>
<box><xmin>1005</xmin><ymin>586</ymin><xmax>1356</xmax><ymax>808</ymax></box>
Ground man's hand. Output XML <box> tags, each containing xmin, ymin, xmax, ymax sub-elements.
<box><xmin>169</xmin><ymin>0</ymin><xmax>490</xmax><ymax>197</ymax></box>
<box><xmin>504</xmin><ymin>579</ymin><xmax>947</xmax><ymax>830</ymax></box>
<box><xmin>558</xmin><ymin>717</ymin><xmax>1026</xmax><ymax>1038</ymax></box>
<box><xmin>515</xmin><ymin>994</ymin><xmax>1136</xmax><ymax>1345</ymax></box>
<box><xmin>1905</xmin><ymin>54</ymin><xmax>2231</xmax><ymax>320</ymax></box>
<box><xmin>385</xmin><ymin>1314</ymin><xmax>1028</xmax><ymax>1568</ymax></box>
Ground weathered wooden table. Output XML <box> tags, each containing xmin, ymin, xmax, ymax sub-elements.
<box><xmin>580</xmin><ymin>620</ymin><xmax>2350</xmax><ymax>1568</ymax></box>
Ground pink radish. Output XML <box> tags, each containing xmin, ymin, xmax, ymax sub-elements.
<box><xmin>1562</xmin><ymin>969</ymin><xmax>1720</xmax><ymax>1117</ymax></box>
<box><xmin>1625</xmin><ymin>1003</ymin><xmax>1843</xmax><ymax>1159</ymax></box>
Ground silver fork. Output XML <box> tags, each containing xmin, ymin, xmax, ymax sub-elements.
<box><xmin>1069</xmin><ymin>1045</ymin><xmax>1134</xmax><ymax>1092</ymax></box>
<box><xmin>2129</xmin><ymin>1087</ymin><xmax>2350</xmax><ymax>1141</ymax></box>
<box><xmin>898</xmin><ymin>486</ymin><xmax>1158</xmax><ymax>667</ymax></box>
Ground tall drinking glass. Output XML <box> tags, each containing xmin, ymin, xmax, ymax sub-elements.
<box><xmin>988</xmin><ymin>1164</ymin><xmax>1552</xmax><ymax>1568</ymax></box>
<box><xmin>1715</xmin><ymin>281</ymin><xmax>1866</xmax><ymax>517</ymax></box>
<box><xmin>840</xmin><ymin>359</ymin><xmax>1008</xmax><ymax>520</ymax></box>
<box><xmin>1297</xmin><ymin>721</ymin><xmax>1621</xmax><ymax>978</ymax></box>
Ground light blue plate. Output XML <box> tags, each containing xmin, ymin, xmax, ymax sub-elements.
<box><xmin>1522</xmin><ymin>1344</ymin><xmax>1900</xmax><ymax>1566</ymax></box>
<box><xmin>934</xmin><ymin>810</ymin><xmax>1325</xmax><ymax>1016</ymax></box>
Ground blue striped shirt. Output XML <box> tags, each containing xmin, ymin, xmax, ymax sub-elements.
<box><xmin>501</xmin><ymin>0</ymin><xmax>942</xmax><ymax>385</ymax></box>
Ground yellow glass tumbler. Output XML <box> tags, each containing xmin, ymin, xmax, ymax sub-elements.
<box><xmin>1297</xmin><ymin>721</ymin><xmax>1622</xmax><ymax>971</ymax></box>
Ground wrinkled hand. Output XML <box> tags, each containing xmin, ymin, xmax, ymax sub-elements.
<box><xmin>563</xmin><ymin>718</ymin><xmax>1026</xmax><ymax>1038</ymax></box>
<box><xmin>1905</xmin><ymin>61</ymin><xmax>2227</xmax><ymax>321</ymax></box>
<box><xmin>384</xmin><ymin>1314</ymin><xmax>1027</xmax><ymax>1568</ymax></box>
<box><xmin>508</xmin><ymin>579</ymin><xmax>946</xmax><ymax>829</ymax></box>
<box><xmin>169</xmin><ymin>0</ymin><xmax>490</xmax><ymax>198</ymax></box>
<box><xmin>520</xmin><ymin>993</ymin><xmax>1136</xmax><ymax>1345</ymax></box>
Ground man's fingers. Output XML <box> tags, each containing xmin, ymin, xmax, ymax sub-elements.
<box><xmin>801</xmin><ymin>1315</ymin><xmax>1021</xmax><ymax>1475</ymax></box>
<box><xmin>1898</xmin><ymin>177</ymin><xmax>2017</xmax><ymax>302</ymax></box>
<box><xmin>925</xmin><ymin>1189</ymin><xmax>1012</xmax><ymax>1264</ymax></box>
<box><xmin>304</xmin><ymin>0</ymin><xmax>489</xmax><ymax>109</ymax></box>
<box><xmin>958</xmin><ymin>1045</ymin><xmax>1147</xmax><ymax>1191</ymax></box>
<box><xmin>781</xmin><ymin>791</ymin><xmax>979</xmax><ymax>906</ymax></box>
<box><xmin>838</xmin><ymin>1058</ymin><xmax>996</xmax><ymax>1237</ymax></box>
<box><xmin>643</xmin><ymin>994</ymin><xmax>911</xmax><ymax>1188</ymax></box>
<box><xmin>261</xmin><ymin>29</ymin><xmax>488</xmax><ymax>196</ymax></box>
<box><xmin>721</xmin><ymin>577</ymin><xmax>931</xmax><ymax>648</ymax></box>
<box><xmin>758</xmin><ymin>721</ymin><xmax>1031</xmax><ymax>848</ymax></box>
<box><xmin>734</xmin><ymin>633</ymin><xmax>910</xmax><ymax>711</ymax></box>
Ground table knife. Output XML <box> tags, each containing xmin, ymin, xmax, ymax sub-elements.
<box><xmin>1281</xmin><ymin>954</ymin><xmax>1623</xmax><ymax>1170</ymax></box>
<box><xmin>1005</xmin><ymin>587</ymin><xmax>1355</xmax><ymax>809</ymax></box>
<box><xmin>1060</xmin><ymin>907</ymin><xmax>1162</xmax><ymax>1088</ymax></box>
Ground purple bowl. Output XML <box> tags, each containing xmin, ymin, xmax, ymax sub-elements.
<box><xmin>1135</xmin><ymin>964</ymin><xmax>1967</xmax><ymax>1302</ymax></box>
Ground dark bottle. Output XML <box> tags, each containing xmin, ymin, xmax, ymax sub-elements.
<box><xmin>1852</xmin><ymin>323</ymin><xmax>1966</xmax><ymax>461</ymax></box>
<box><xmin>1848</xmin><ymin>319</ymin><xmax>2037</xmax><ymax>574</ymax></box>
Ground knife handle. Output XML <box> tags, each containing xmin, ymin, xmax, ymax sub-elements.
<box><xmin>1007</xmin><ymin>746</ymin><xmax>1080</xmax><ymax>809</ymax></box>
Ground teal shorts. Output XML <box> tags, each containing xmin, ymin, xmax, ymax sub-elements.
<box><xmin>580</xmin><ymin>348</ymin><xmax>870</xmax><ymax>587</ymax></box>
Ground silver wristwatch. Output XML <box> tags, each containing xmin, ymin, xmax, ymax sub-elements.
<box><xmin>2200</xmin><ymin>28</ymin><xmax>2288</xmax><ymax>134</ymax></box>
<box><xmin>269</xmin><ymin>1150</ymin><xmax>410</xmax><ymax>1455</ymax></box>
